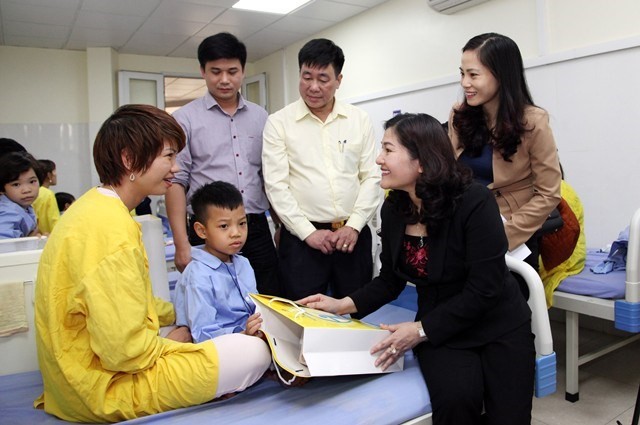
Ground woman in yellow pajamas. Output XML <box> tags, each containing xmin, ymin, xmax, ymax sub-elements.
<box><xmin>34</xmin><ymin>104</ymin><xmax>271</xmax><ymax>423</ymax></box>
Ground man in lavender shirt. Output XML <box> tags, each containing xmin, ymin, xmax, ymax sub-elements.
<box><xmin>166</xmin><ymin>32</ymin><xmax>279</xmax><ymax>296</ymax></box>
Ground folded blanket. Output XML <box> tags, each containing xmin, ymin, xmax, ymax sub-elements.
<box><xmin>591</xmin><ymin>227</ymin><xmax>629</xmax><ymax>274</ymax></box>
<box><xmin>0</xmin><ymin>282</ymin><xmax>28</xmax><ymax>337</ymax></box>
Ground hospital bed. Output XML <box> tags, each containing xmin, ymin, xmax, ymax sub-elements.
<box><xmin>0</xmin><ymin>216</ymin><xmax>555</xmax><ymax>424</ymax></box>
<box><xmin>551</xmin><ymin>207</ymin><xmax>640</xmax><ymax>402</ymax></box>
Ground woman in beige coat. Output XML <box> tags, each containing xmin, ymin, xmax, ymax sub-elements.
<box><xmin>449</xmin><ymin>32</ymin><xmax>562</xmax><ymax>288</ymax></box>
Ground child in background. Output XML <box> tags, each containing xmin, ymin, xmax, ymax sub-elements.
<box><xmin>33</xmin><ymin>159</ymin><xmax>60</xmax><ymax>233</ymax></box>
<box><xmin>0</xmin><ymin>138</ymin><xmax>27</xmax><ymax>157</ymax></box>
<box><xmin>0</xmin><ymin>152</ymin><xmax>41</xmax><ymax>239</ymax></box>
<box><xmin>55</xmin><ymin>192</ymin><xmax>76</xmax><ymax>213</ymax></box>
<box><xmin>174</xmin><ymin>181</ymin><xmax>263</xmax><ymax>343</ymax></box>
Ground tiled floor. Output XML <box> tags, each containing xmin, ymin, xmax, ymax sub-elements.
<box><xmin>532</xmin><ymin>318</ymin><xmax>640</xmax><ymax>425</ymax></box>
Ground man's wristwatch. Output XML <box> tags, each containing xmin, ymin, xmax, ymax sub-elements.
<box><xmin>417</xmin><ymin>322</ymin><xmax>427</xmax><ymax>339</ymax></box>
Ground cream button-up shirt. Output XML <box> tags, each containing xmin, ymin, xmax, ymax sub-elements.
<box><xmin>262</xmin><ymin>98</ymin><xmax>381</xmax><ymax>241</ymax></box>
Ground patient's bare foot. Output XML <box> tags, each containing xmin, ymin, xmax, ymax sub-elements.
<box><xmin>216</xmin><ymin>392</ymin><xmax>238</xmax><ymax>401</ymax></box>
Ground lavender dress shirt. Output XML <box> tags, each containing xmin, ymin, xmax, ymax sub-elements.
<box><xmin>172</xmin><ymin>91</ymin><xmax>269</xmax><ymax>215</ymax></box>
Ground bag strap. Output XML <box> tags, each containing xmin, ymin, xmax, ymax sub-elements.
<box><xmin>271</xmin><ymin>356</ymin><xmax>298</xmax><ymax>386</ymax></box>
<box><xmin>268</xmin><ymin>297</ymin><xmax>307</xmax><ymax>319</ymax></box>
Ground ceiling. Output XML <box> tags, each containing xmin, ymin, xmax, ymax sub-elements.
<box><xmin>0</xmin><ymin>0</ymin><xmax>388</xmax><ymax>109</ymax></box>
<box><xmin>0</xmin><ymin>0</ymin><xmax>386</xmax><ymax>110</ymax></box>
<box><xmin>0</xmin><ymin>0</ymin><xmax>388</xmax><ymax>61</ymax></box>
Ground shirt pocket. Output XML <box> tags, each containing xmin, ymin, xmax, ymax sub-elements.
<box><xmin>238</xmin><ymin>134</ymin><xmax>263</xmax><ymax>166</ymax></box>
<box><xmin>333</xmin><ymin>140</ymin><xmax>362</xmax><ymax>173</ymax></box>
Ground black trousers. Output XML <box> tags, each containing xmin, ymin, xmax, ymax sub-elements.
<box><xmin>188</xmin><ymin>212</ymin><xmax>280</xmax><ymax>296</ymax></box>
<box><xmin>277</xmin><ymin>224</ymin><xmax>373</xmax><ymax>300</ymax></box>
<box><xmin>416</xmin><ymin>321</ymin><xmax>535</xmax><ymax>425</ymax></box>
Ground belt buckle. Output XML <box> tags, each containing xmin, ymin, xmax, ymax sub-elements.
<box><xmin>331</xmin><ymin>221</ymin><xmax>345</xmax><ymax>231</ymax></box>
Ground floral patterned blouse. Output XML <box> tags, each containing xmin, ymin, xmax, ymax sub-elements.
<box><xmin>401</xmin><ymin>234</ymin><xmax>429</xmax><ymax>279</ymax></box>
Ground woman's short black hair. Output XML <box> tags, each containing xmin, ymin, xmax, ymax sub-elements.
<box><xmin>93</xmin><ymin>104</ymin><xmax>185</xmax><ymax>186</ymax></box>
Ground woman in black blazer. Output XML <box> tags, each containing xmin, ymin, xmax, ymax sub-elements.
<box><xmin>299</xmin><ymin>113</ymin><xmax>535</xmax><ymax>425</ymax></box>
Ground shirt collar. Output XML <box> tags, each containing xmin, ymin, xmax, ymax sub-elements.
<box><xmin>294</xmin><ymin>97</ymin><xmax>348</xmax><ymax>122</ymax></box>
<box><xmin>191</xmin><ymin>246</ymin><xmax>237</xmax><ymax>270</ymax></box>
<box><xmin>204</xmin><ymin>91</ymin><xmax>247</xmax><ymax>113</ymax></box>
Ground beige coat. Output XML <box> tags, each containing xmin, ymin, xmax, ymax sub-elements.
<box><xmin>449</xmin><ymin>105</ymin><xmax>562</xmax><ymax>251</ymax></box>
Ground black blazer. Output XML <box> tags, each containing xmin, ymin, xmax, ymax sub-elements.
<box><xmin>351</xmin><ymin>183</ymin><xmax>531</xmax><ymax>349</ymax></box>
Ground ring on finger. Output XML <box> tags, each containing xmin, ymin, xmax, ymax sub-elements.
<box><xmin>387</xmin><ymin>346</ymin><xmax>398</xmax><ymax>355</ymax></box>
<box><xmin>342</xmin><ymin>243</ymin><xmax>348</xmax><ymax>248</ymax></box>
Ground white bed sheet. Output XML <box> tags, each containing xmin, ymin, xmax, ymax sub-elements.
<box><xmin>556</xmin><ymin>249</ymin><xmax>625</xmax><ymax>299</ymax></box>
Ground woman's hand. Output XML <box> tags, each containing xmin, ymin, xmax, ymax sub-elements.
<box><xmin>297</xmin><ymin>294</ymin><xmax>356</xmax><ymax>315</ymax></box>
<box><xmin>370</xmin><ymin>321</ymin><xmax>426</xmax><ymax>371</ymax></box>
<box><xmin>243</xmin><ymin>312</ymin><xmax>263</xmax><ymax>337</ymax></box>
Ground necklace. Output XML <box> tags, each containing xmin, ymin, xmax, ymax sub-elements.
<box><xmin>223</xmin><ymin>261</ymin><xmax>255</xmax><ymax>314</ymax></box>
<box><xmin>408</xmin><ymin>223</ymin><xmax>428</xmax><ymax>248</ymax></box>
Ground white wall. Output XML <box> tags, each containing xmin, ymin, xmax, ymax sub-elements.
<box><xmin>253</xmin><ymin>0</ymin><xmax>640</xmax><ymax>248</ymax></box>
<box><xmin>0</xmin><ymin>46</ymin><xmax>199</xmax><ymax>198</ymax></box>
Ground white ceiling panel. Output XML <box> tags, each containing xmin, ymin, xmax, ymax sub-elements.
<box><xmin>0</xmin><ymin>0</ymin><xmax>388</xmax><ymax>61</ymax></box>
<box><xmin>4</xmin><ymin>34</ymin><xmax>66</xmax><ymax>49</ymax></box>
<box><xmin>212</xmin><ymin>8</ymin><xmax>281</xmax><ymax>28</ymax></box>
<box><xmin>4</xmin><ymin>0</ymin><xmax>81</xmax><ymax>8</ymax></box>
<box><xmin>139</xmin><ymin>16</ymin><xmax>208</xmax><ymax>37</ymax></box>
<box><xmin>75</xmin><ymin>11</ymin><xmax>145</xmax><ymax>32</ymax></box>
<box><xmin>292</xmin><ymin>1</ymin><xmax>366</xmax><ymax>22</ymax></box>
<box><xmin>168</xmin><ymin>36</ymin><xmax>205</xmax><ymax>59</ymax></box>
<box><xmin>67</xmin><ymin>26</ymin><xmax>132</xmax><ymax>48</ymax></box>
<box><xmin>269</xmin><ymin>15</ymin><xmax>334</xmax><ymax>35</ymax></box>
<box><xmin>150</xmin><ymin>1</ymin><xmax>225</xmax><ymax>23</ymax></box>
<box><xmin>1</xmin><ymin>1</ymin><xmax>77</xmax><ymax>26</ymax></box>
<box><xmin>0</xmin><ymin>0</ymin><xmax>389</xmax><ymax>105</ymax></box>
<box><xmin>80</xmin><ymin>0</ymin><xmax>161</xmax><ymax>16</ymax></box>
<box><xmin>3</xmin><ymin>20</ymin><xmax>69</xmax><ymax>39</ymax></box>
<box><xmin>195</xmin><ymin>22</ymin><xmax>256</xmax><ymax>40</ymax></box>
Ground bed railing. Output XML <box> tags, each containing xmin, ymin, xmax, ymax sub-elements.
<box><xmin>505</xmin><ymin>255</ymin><xmax>557</xmax><ymax>397</ymax></box>
<box><xmin>615</xmin><ymin>207</ymin><xmax>640</xmax><ymax>332</ymax></box>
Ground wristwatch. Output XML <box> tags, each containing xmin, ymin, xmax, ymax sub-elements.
<box><xmin>416</xmin><ymin>322</ymin><xmax>427</xmax><ymax>339</ymax></box>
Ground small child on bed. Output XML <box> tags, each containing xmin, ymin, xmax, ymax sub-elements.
<box><xmin>174</xmin><ymin>181</ymin><xmax>264</xmax><ymax>343</ymax></box>
<box><xmin>0</xmin><ymin>152</ymin><xmax>41</xmax><ymax>239</ymax></box>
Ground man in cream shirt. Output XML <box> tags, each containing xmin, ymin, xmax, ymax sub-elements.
<box><xmin>262</xmin><ymin>38</ymin><xmax>381</xmax><ymax>300</ymax></box>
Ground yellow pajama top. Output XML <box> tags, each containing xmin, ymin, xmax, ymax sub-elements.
<box><xmin>34</xmin><ymin>188</ymin><xmax>219</xmax><ymax>423</ymax></box>
<box><xmin>32</xmin><ymin>186</ymin><xmax>60</xmax><ymax>234</ymax></box>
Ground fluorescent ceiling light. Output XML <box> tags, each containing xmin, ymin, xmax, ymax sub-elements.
<box><xmin>232</xmin><ymin>0</ymin><xmax>312</xmax><ymax>14</ymax></box>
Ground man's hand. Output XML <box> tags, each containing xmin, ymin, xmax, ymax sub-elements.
<box><xmin>328</xmin><ymin>226</ymin><xmax>359</xmax><ymax>253</ymax></box>
<box><xmin>174</xmin><ymin>243</ymin><xmax>192</xmax><ymax>273</ymax></box>
<box><xmin>304</xmin><ymin>229</ymin><xmax>335</xmax><ymax>254</ymax></box>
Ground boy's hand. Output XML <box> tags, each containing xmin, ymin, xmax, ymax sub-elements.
<box><xmin>166</xmin><ymin>326</ymin><xmax>193</xmax><ymax>343</ymax></box>
<box><xmin>244</xmin><ymin>312</ymin><xmax>263</xmax><ymax>337</ymax></box>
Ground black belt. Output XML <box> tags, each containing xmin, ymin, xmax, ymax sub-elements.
<box><xmin>310</xmin><ymin>220</ymin><xmax>347</xmax><ymax>231</ymax></box>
